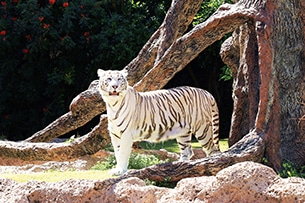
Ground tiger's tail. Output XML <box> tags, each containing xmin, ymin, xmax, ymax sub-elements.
<box><xmin>211</xmin><ymin>99</ymin><xmax>220</xmax><ymax>152</ymax></box>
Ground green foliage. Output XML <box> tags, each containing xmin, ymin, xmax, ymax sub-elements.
<box><xmin>193</xmin><ymin>0</ymin><xmax>234</xmax><ymax>82</ymax></box>
<box><xmin>91</xmin><ymin>155</ymin><xmax>117</xmax><ymax>171</ymax></box>
<box><xmin>0</xmin><ymin>0</ymin><xmax>167</xmax><ymax>140</ymax></box>
<box><xmin>193</xmin><ymin>0</ymin><xmax>234</xmax><ymax>25</ymax></box>
<box><xmin>145</xmin><ymin>176</ymin><xmax>176</xmax><ymax>188</ymax></box>
<box><xmin>129</xmin><ymin>153</ymin><xmax>170</xmax><ymax>169</ymax></box>
<box><xmin>219</xmin><ymin>66</ymin><xmax>232</xmax><ymax>81</ymax></box>
<box><xmin>279</xmin><ymin>160</ymin><xmax>305</xmax><ymax>178</ymax></box>
<box><xmin>64</xmin><ymin>134</ymin><xmax>79</xmax><ymax>143</ymax></box>
<box><xmin>91</xmin><ymin>153</ymin><xmax>169</xmax><ymax>171</ymax></box>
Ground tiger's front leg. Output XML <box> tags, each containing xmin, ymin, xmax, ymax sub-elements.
<box><xmin>109</xmin><ymin>133</ymin><xmax>133</xmax><ymax>176</ymax></box>
<box><xmin>177</xmin><ymin>135</ymin><xmax>194</xmax><ymax>161</ymax></box>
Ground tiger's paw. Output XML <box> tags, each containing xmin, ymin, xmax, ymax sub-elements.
<box><xmin>109</xmin><ymin>167</ymin><xmax>127</xmax><ymax>176</ymax></box>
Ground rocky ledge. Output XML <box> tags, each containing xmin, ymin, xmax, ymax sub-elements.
<box><xmin>1</xmin><ymin>161</ymin><xmax>305</xmax><ymax>203</ymax></box>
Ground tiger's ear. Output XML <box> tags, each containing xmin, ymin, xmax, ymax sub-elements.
<box><xmin>97</xmin><ymin>69</ymin><xmax>105</xmax><ymax>77</ymax></box>
<box><xmin>121</xmin><ymin>69</ymin><xmax>128</xmax><ymax>78</ymax></box>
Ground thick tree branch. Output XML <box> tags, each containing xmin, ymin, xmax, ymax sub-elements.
<box><xmin>0</xmin><ymin>115</ymin><xmax>109</xmax><ymax>161</ymax></box>
<box><xmin>95</xmin><ymin>130</ymin><xmax>265</xmax><ymax>187</ymax></box>
<box><xmin>26</xmin><ymin>81</ymin><xmax>105</xmax><ymax>143</ymax></box>
<box><xmin>134</xmin><ymin>3</ymin><xmax>258</xmax><ymax>91</ymax></box>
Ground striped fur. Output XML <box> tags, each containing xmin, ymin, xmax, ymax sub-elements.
<box><xmin>98</xmin><ymin>69</ymin><xmax>220</xmax><ymax>175</ymax></box>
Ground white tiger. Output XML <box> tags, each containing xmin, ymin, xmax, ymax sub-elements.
<box><xmin>97</xmin><ymin>69</ymin><xmax>220</xmax><ymax>176</ymax></box>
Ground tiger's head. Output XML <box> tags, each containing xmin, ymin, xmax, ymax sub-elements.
<box><xmin>97</xmin><ymin>69</ymin><xmax>129</xmax><ymax>99</ymax></box>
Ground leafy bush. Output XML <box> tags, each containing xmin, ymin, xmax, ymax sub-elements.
<box><xmin>279</xmin><ymin>160</ymin><xmax>305</xmax><ymax>178</ymax></box>
<box><xmin>91</xmin><ymin>153</ymin><xmax>169</xmax><ymax>171</ymax></box>
<box><xmin>91</xmin><ymin>155</ymin><xmax>117</xmax><ymax>171</ymax></box>
<box><xmin>0</xmin><ymin>0</ymin><xmax>167</xmax><ymax>140</ymax></box>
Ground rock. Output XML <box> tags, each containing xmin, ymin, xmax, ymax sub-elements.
<box><xmin>1</xmin><ymin>161</ymin><xmax>305</xmax><ymax>202</ymax></box>
<box><xmin>99</xmin><ymin>177</ymin><xmax>169</xmax><ymax>203</ymax></box>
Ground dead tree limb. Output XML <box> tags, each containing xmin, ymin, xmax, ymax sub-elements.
<box><xmin>95</xmin><ymin>130</ymin><xmax>264</xmax><ymax>187</ymax></box>
<box><xmin>25</xmin><ymin>81</ymin><xmax>105</xmax><ymax>143</ymax></box>
<box><xmin>127</xmin><ymin>130</ymin><xmax>265</xmax><ymax>182</ymax></box>
<box><xmin>0</xmin><ymin>115</ymin><xmax>109</xmax><ymax>161</ymax></box>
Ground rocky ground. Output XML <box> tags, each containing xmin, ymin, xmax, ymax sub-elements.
<box><xmin>0</xmin><ymin>150</ymin><xmax>305</xmax><ymax>202</ymax></box>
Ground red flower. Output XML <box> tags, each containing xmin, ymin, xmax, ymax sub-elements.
<box><xmin>0</xmin><ymin>30</ymin><xmax>6</xmax><ymax>36</ymax></box>
<box><xmin>43</xmin><ymin>23</ymin><xmax>50</xmax><ymax>29</ymax></box>
<box><xmin>1</xmin><ymin>1</ymin><xmax>6</xmax><ymax>10</ymax></box>
<box><xmin>13</xmin><ymin>0</ymin><xmax>18</xmax><ymax>3</ymax></box>
<box><xmin>26</xmin><ymin>35</ymin><xmax>32</xmax><ymax>41</ymax></box>
<box><xmin>12</xmin><ymin>17</ymin><xmax>17</xmax><ymax>21</ymax></box>
<box><xmin>63</xmin><ymin>2</ymin><xmax>69</xmax><ymax>7</ymax></box>
<box><xmin>39</xmin><ymin>16</ymin><xmax>44</xmax><ymax>22</ymax></box>
<box><xmin>83</xmin><ymin>31</ymin><xmax>90</xmax><ymax>37</ymax></box>
<box><xmin>22</xmin><ymin>48</ymin><xmax>30</xmax><ymax>54</ymax></box>
<box><xmin>49</xmin><ymin>0</ymin><xmax>55</xmax><ymax>5</ymax></box>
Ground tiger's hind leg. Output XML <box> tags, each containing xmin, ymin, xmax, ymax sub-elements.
<box><xmin>195</xmin><ymin>124</ymin><xmax>219</xmax><ymax>156</ymax></box>
<box><xmin>176</xmin><ymin>135</ymin><xmax>193</xmax><ymax>161</ymax></box>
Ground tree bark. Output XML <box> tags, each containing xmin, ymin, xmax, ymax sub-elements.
<box><xmin>25</xmin><ymin>80</ymin><xmax>105</xmax><ymax>143</ymax></box>
<box><xmin>223</xmin><ymin>0</ymin><xmax>305</xmax><ymax>170</ymax></box>
<box><xmin>220</xmin><ymin>23</ymin><xmax>260</xmax><ymax>146</ymax></box>
<box><xmin>271</xmin><ymin>0</ymin><xmax>305</xmax><ymax>167</ymax></box>
<box><xmin>0</xmin><ymin>115</ymin><xmax>109</xmax><ymax>161</ymax></box>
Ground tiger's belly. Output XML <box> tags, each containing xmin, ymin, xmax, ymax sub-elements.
<box><xmin>132</xmin><ymin>124</ymin><xmax>191</xmax><ymax>142</ymax></box>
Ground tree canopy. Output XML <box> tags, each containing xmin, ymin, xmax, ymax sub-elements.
<box><xmin>0</xmin><ymin>0</ymin><xmax>170</xmax><ymax>140</ymax></box>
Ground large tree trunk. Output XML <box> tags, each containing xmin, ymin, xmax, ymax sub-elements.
<box><xmin>272</xmin><ymin>0</ymin><xmax>305</xmax><ymax>168</ymax></box>
<box><xmin>221</xmin><ymin>0</ymin><xmax>305</xmax><ymax>170</ymax></box>
<box><xmin>1</xmin><ymin>0</ymin><xmax>304</xmax><ymax>184</ymax></box>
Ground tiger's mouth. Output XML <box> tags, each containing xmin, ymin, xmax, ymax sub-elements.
<box><xmin>109</xmin><ymin>91</ymin><xmax>119</xmax><ymax>96</ymax></box>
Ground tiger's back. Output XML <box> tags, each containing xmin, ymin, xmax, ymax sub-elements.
<box><xmin>98</xmin><ymin>69</ymin><xmax>220</xmax><ymax>175</ymax></box>
<box><xmin>131</xmin><ymin>87</ymin><xmax>219</xmax><ymax>149</ymax></box>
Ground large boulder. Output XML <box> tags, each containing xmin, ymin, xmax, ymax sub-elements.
<box><xmin>1</xmin><ymin>161</ymin><xmax>305</xmax><ymax>202</ymax></box>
